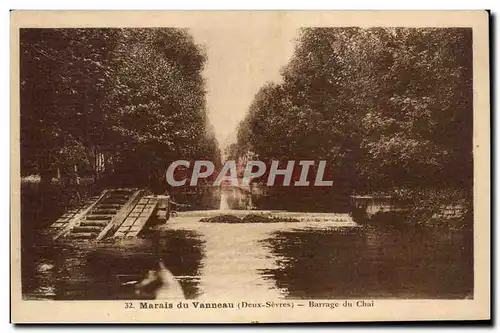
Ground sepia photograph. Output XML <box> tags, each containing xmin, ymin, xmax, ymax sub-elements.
<box><xmin>10</xmin><ymin>10</ymin><xmax>490</xmax><ymax>323</ymax></box>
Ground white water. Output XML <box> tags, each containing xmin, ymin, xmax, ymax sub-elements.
<box><xmin>219</xmin><ymin>191</ymin><xmax>229</xmax><ymax>210</ymax></box>
<box><xmin>164</xmin><ymin>211</ymin><xmax>356</xmax><ymax>300</ymax></box>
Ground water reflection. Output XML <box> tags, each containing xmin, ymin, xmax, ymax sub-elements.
<box><xmin>22</xmin><ymin>215</ymin><xmax>473</xmax><ymax>300</ymax></box>
<box><xmin>22</xmin><ymin>229</ymin><xmax>204</xmax><ymax>300</ymax></box>
<box><xmin>262</xmin><ymin>226</ymin><xmax>473</xmax><ymax>299</ymax></box>
<box><xmin>165</xmin><ymin>215</ymin><xmax>287</xmax><ymax>299</ymax></box>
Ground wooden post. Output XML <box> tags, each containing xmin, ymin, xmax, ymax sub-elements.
<box><xmin>156</xmin><ymin>195</ymin><xmax>170</xmax><ymax>222</ymax></box>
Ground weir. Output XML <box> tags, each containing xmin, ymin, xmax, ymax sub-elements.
<box><xmin>47</xmin><ymin>181</ymin><xmax>357</xmax><ymax>243</ymax></box>
<box><xmin>219</xmin><ymin>190</ymin><xmax>230</xmax><ymax>210</ymax></box>
<box><xmin>216</xmin><ymin>182</ymin><xmax>261</xmax><ymax>211</ymax></box>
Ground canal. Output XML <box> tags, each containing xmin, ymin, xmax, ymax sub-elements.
<box><xmin>21</xmin><ymin>210</ymin><xmax>473</xmax><ymax>300</ymax></box>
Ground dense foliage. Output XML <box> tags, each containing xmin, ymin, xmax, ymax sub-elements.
<box><xmin>20</xmin><ymin>28</ymin><xmax>219</xmax><ymax>190</ymax></box>
<box><xmin>232</xmin><ymin>28</ymin><xmax>472</xmax><ymax>202</ymax></box>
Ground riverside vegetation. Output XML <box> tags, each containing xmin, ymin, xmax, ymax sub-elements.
<box><xmin>21</xmin><ymin>28</ymin><xmax>473</xmax><ymax>229</ymax></box>
<box><xmin>228</xmin><ymin>28</ymin><xmax>473</xmax><ymax>228</ymax></box>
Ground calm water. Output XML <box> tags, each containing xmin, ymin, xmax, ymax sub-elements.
<box><xmin>22</xmin><ymin>211</ymin><xmax>473</xmax><ymax>300</ymax></box>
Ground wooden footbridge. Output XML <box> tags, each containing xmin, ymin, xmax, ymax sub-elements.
<box><xmin>47</xmin><ymin>188</ymin><xmax>170</xmax><ymax>242</ymax></box>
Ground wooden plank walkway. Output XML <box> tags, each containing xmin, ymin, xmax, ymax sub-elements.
<box><xmin>46</xmin><ymin>196</ymin><xmax>100</xmax><ymax>237</ymax></box>
<box><xmin>52</xmin><ymin>190</ymin><xmax>110</xmax><ymax>240</ymax></box>
<box><xmin>94</xmin><ymin>189</ymin><xmax>143</xmax><ymax>241</ymax></box>
<box><xmin>50</xmin><ymin>188</ymin><xmax>142</xmax><ymax>241</ymax></box>
<box><xmin>113</xmin><ymin>196</ymin><xmax>160</xmax><ymax>238</ymax></box>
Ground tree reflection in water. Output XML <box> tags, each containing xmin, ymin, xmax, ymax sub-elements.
<box><xmin>261</xmin><ymin>226</ymin><xmax>473</xmax><ymax>299</ymax></box>
<box><xmin>22</xmin><ymin>229</ymin><xmax>205</xmax><ymax>300</ymax></box>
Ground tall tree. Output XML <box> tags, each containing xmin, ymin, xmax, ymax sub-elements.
<box><xmin>234</xmin><ymin>27</ymin><xmax>472</xmax><ymax>200</ymax></box>
<box><xmin>20</xmin><ymin>28</ymin><xmax>219</xmax><ymax>190</ymax></box>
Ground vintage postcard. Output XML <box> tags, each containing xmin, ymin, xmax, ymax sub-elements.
<box><xmin>10</xmin><ymin>10</ymin><xmax>490</xmax><ymax>323</ymax></box>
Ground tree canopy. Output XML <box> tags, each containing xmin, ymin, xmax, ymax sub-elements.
<box><xmin>233</xmin><ymin>28</ymin><xmax>472</xmax><ymax>194</ymax></box>
<box><xmin>20</xmin><ymin>28</ymin><xmax>220</xmax><ymax>188</ymax></box>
